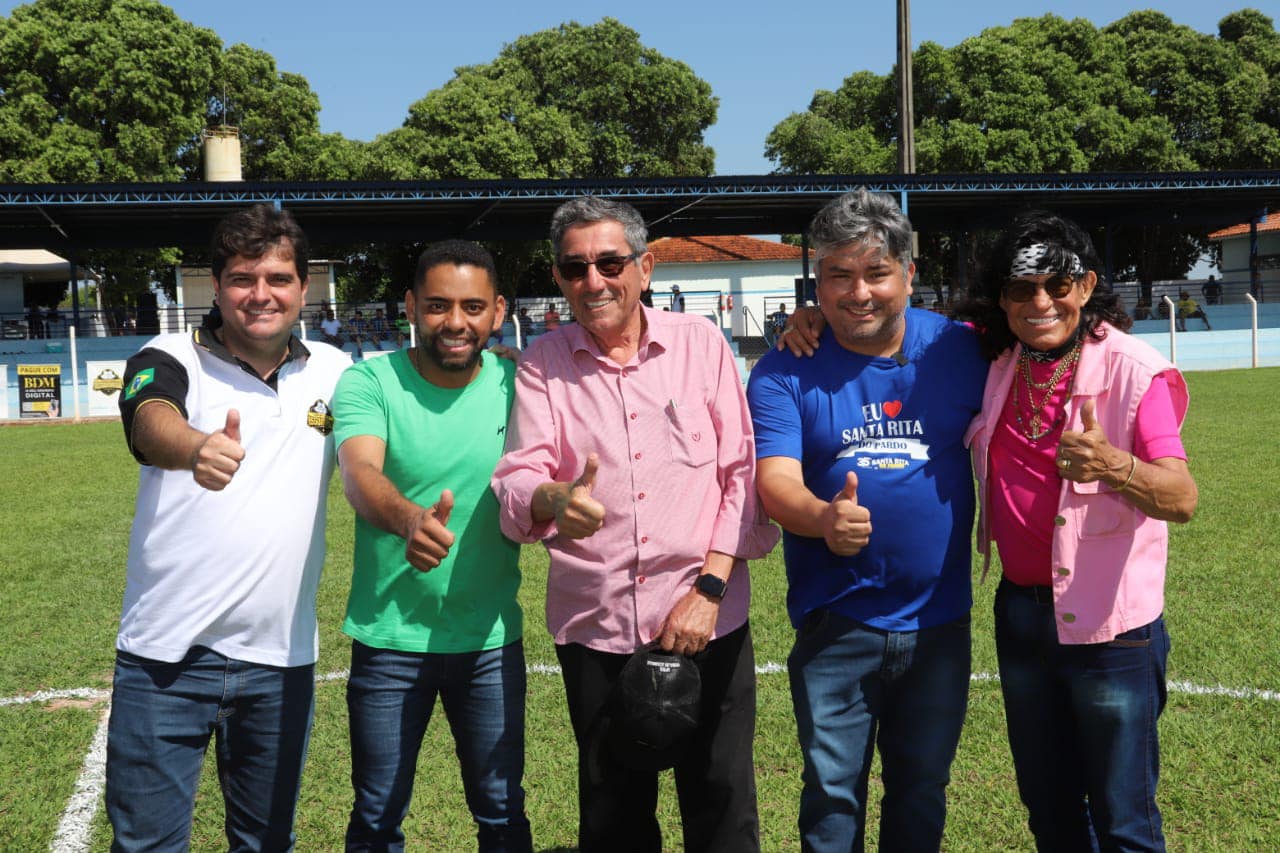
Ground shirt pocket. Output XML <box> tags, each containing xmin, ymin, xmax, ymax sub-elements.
<box><xmin>666</xmin><ymin>402</ymin><xmax>716</xmax><ymax>468</ymax></box>
<box><xmin>1071</xmin><ymin>482</ymin><xmax>1138</xmax><ymax>537</ymax></box>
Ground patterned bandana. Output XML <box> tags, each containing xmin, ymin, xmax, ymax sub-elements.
<box><xmin>1009</xmin><ymin>243</ymin><xmax>1085</xmax><ymax>279</ymax></box>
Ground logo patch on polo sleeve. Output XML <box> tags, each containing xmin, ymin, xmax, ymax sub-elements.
<box><xmin>122</xmin><ymin>368</ymin><xmax>155</xmax><ymax>401</ymax></box>
<box><xmin>307</xmin><ymin>399</ymin><xmax>334</xmax><ymax>435</ymax></box>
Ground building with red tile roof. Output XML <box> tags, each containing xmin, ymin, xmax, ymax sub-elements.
<box><xmin>1208</xmin><ymin>215</ymin><xmax>1280</xmax><ymax>300</ymax></box>
<box><xmin>648</xmin><ymin>236</ymin><xmax>813</xmax><ymax>337</ymax></box>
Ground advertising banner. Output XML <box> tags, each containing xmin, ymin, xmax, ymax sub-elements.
<box><xmin>87</xmin><ymin>360</ymin><xmax>127</xmax><ymax>417</ymax></box>
<box><xmin>18</xmin><ymin>364</ymin><xmax>61</xmax><ymax>418</ymax></box>
<box><xmin>0</xmin><ymin>364</ymin><xmax>8</xmax><ymax>419</ymax></box>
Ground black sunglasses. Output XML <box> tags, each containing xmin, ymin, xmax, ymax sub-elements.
<box><xmin>556</xmin><ymin>252</ymin><xmax>641</xmax><ymax>281</ymax></box>
<box><xmin>1002</xmin><ymin>276</ymin><xmax>1077</xmax><ymax>303</ymax></box>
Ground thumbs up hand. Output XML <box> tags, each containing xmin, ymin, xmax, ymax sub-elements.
<box><xmin>1057</xmin><ymin>399</ymin><xmax>1124</xmax><ymax>484</ymax></box>
<box><xmin>550</xmin><ymin>453</ymin><xmax>607</xmax><ymax>539</ymax></box>
<box><xmin>191</xmin><ymin>408</ymin><xmax>246</xmax><ymax>491</ymax></box>
<box><xmin>821</xmin><ymin>471</ymin><xmax>872</xmax><ymax>556</ymax></box>
<box><xmin>404</xmin><ymin>489</ymin><xmax>457</xmax><ymax>572</ymax></box>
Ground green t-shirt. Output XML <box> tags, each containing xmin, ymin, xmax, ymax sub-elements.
<box><xmin>332</xmin><ymin>349</ymin><xmax>522</xmax><ymax>653</ymax></box>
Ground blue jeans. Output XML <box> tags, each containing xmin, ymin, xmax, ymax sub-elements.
<box><xmin>344</xmin><ymin>639</ymin><xmax>531</xmax><ymax>852</ymax></box>
<box><xmin>788</xmin><ymin>610</ymin><xmax>971</xmax><ymax>852</ymax></box>
<box><xmin>995</xmin><ymin>580</ymin><xmax>1170</xmax><ymax>852</ymax></box>
<box><xmin>105</xmin><ymin>646</ymin><xmax>315</xmax><ymax>852</ymax></box>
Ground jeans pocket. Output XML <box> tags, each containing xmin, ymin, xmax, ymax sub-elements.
<box><xmin>1105</xmin><ymin>620</ymin><xmax>1153</xmax><ymax>648</ymax></box>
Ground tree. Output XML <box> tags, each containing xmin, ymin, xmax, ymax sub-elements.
<box><xmin>341</xmin><ymin>17</ymin><xmax>718</xmax><ymax>302</ymax></box>
<box><xmin>0</xmin><ymin>0</ymin><xmax>364</xmax><ymax>311</ymax></box>
<box><xmin>368</xmin><ymin>18</ymin><xmax>717</xmax><ymax>181</ymax></box>
<box><xmin>766</xmin><ymin>10</ymin><xmax>1280</xmax><ymax>293</ymax></box>
<box><xmin>0</xmin><ymin>0</ymin><xmax>220</xmax><ymax>182</ymax></box>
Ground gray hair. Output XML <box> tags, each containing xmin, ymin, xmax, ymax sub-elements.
<box><xmin>808</xmin><ymin>189</ymin><xmax>913</xmax><ymax>277</ymax></box>
<box><xmin>550</xmin><ymin>196</ymin><xmax>648</xmax><ymax>258</ymax></box>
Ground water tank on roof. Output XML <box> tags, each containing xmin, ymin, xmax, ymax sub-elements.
<box><xmin>203</xmin><ymin>126</ymin><xmax>242</xmax><ymax>182</ymax></box>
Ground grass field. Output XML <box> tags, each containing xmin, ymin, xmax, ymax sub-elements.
<box><xmin>1</xmin><ymin>367</ymin><xmax>1278</xmax><ymax>850</ymax></box>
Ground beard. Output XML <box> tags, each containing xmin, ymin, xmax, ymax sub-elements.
<box><xmin>418</xmin><ymin>328</ymin><xmax>483</xmax><ymax>372</ymax></box>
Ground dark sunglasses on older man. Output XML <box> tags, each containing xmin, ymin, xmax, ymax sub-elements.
<box><xmin>1002</xmin><ymin>276</ymin><xmax>1078</xmax><ymax>303</ymax></box>
<box><xmin>556</xmin><ymin>252</ymin><xmax>641</xmax><ymax>281</ymax></box>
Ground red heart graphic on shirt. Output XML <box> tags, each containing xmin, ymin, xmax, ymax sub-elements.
<box><xmin>883</xmin><ymin>400</ymin><xmax>903</xmax><ymax>418</ymax></box>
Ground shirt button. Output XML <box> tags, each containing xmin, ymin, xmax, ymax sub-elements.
<box><xmin>1053</xmin><ymin>515</ymin><xmax>1066</xmax><ymax>527</ymax></box>
<box><xmin>1062</xmin><ymin>613</ymin><xmax>1076</xmax><ymax>623</ymax></box>
<box><xmin>630</xmin><ymin>412</ymin><xmax>637</xmax><ymax>420</ymax></box>
<box><xmin>641</xmin><ymin>536</ymin><xmax>648</xmax><ymax>544</ymax></box>
<box><xmin>637</xmin><ymin>575</ymin><xmax>646</xmax><ymax>584</ymax></box>
<box><xmin>634</xmin><ymin>452</ymin><xmax>642</xmax><ymax>460</ymax></box>
<box><xmin>638</xmin><ymin>492</ymin><xmax>645</xmax><ymax>500</ymax></box>
<box><xmin>1056</xmin><ymin>567</ymin><xmax>1070</xmax><ymax>577</ymax></box>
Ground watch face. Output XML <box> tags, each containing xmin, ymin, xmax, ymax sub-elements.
<box><xmin>696</xmin><ymin>574</ymin><xmax>726</xmax><ymax>599</ymax></box>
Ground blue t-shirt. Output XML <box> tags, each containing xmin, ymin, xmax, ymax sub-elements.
<box><xmin>746</xmin><ymin>308</ymin><xmax>987</xmax><ymax>631</ymax></box>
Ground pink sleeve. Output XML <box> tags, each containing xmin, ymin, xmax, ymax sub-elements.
<box><xmin>1133</xmin><ymin>372</ymin><xmax>1187</xmax><ymax>462</ymax></box>
<box><xmin>705</xmin><ymin>329</ymin><xmax>781</xmax><ymax>560</ymax></box>
<box><xmin>491</xmin><ymin>353</ymin><xmax>561</xmax><ymax>543</ymax></box>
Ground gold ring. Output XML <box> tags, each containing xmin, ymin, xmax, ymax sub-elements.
<box><xmin>1059</xmin><ymin>458</ymin><xmax>1072</xmax><ymax>470</ymax></box>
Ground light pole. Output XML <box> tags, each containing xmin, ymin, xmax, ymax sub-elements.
<box><xmin>897</xmin><ymin>0</ymin><xmax>916</xmax><ymax>174</ymax></box>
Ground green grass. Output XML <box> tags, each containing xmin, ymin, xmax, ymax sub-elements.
<box><xmin>3</xmin><ymin>368</ymin><xmax>1280</xmax><ymax>850</ymax></box>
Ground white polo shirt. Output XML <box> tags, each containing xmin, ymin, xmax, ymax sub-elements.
<box><xmin>117</xmin><ymin>330</ymin><xmax>350</xmax><ymax>667</ymax></box>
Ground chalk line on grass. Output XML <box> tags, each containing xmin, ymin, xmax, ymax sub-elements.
<box><xmin>49</xmin><ymin>701</ymin><xmax>110</xmax><ymax>853</ymax></box>
<box><xmin>13</xmin><ymin>663</ymin><xmax>1274</xmax><ymax>852</ymax></box>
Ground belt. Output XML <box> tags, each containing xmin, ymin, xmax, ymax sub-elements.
<box><xmin>1001</xmin><ymin>578</ymin><xmax>1054</xmax><ymax>606</ymax></box>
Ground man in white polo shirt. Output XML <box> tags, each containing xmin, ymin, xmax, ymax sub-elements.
<box><xmin>108</xmin><ymin>204</ymin><xmax>350</xmax><ymax>851</ymax></box>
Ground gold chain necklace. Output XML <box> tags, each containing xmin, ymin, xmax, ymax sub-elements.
<box><xmin>1012</xmin><ymin>339</ymin><xmax>1081</xmax><ymax>440</ymax></box>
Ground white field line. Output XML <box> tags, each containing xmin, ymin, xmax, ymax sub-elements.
<box><xmin>12</xmin><ymin>665</ymin><xmax>1276</xmax><ymax>853</ymax></box>
<box><xmin>49</xmin><ymin>702</ymin><xmax>110</xmax><ymax>853</ymax></box>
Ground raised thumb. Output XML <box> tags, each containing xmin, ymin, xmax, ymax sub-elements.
<box><xmin>838</xmin><ymin>471</ymin><xmax>859</xmax><ymax>503</ymax></box>
<box><xmin>575</xmin><ymin>453</ymin><xmax>599</xmax><ymax>493</ymax></box>
<box><xmin>433</xmin><ymin>489</ymin><xmax>454</xmax><ymax>526</ymax></box>
<box><xmin>223</xmin><ymin>408</ymin><xmax>241</xmax><ymax>443</ymax></box>
<box><xmin>1081</xmin><ymin>399</ymin><xmax>1099</xmax><ymax>432</ymax></box>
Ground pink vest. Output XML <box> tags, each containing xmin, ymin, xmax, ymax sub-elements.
<box><xmin>965</xmin><ymin>323</ymin><xmax>1189</xmax><ymax>644</ymax></box>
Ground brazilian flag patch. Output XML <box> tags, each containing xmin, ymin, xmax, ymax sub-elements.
<box><xmin>123</xmin><ymin>368</ymin><xmax>155</xmax><ymax>401</ymax></box>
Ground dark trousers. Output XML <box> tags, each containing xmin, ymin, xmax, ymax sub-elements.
<box><xmin>555</xmin><ymin>623</ymin><xmax>759</xmax><ymax>853</ymax></box>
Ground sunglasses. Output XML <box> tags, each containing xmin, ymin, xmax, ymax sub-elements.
<box><xmin>1002</xmin><ymin>276</ymin><xmax>1077</xmax><ymax>303</ymax></box>
<box><xmin>556</xmin><ymin>252</ymin><xmax>640</xmax><ymax>281</ymax></box>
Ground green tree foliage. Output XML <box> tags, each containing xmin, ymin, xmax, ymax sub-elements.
<box><xmin>766</xmin><ymin>10</ymin><xmax>1280</xmax><ymax>292</ymax></box>
<box><xmin>368</xmin><ymin>18</ymin><xmax>717</xmax><ymax>181</ymax></box>
<box><xmin>341</xmin><ymin>18</ymin><xmax>719</xmax><ymax>302</ymax></box>
<box><xmin>0</xmin><ymin>0</ymin><xmax>359</xmax><ymax>311</ymax></box>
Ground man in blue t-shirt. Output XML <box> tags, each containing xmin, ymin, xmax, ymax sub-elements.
<box><xmin>747</xmin><ymin>190</ymin><xmax>987</xmax><ymax>852</ymax></box>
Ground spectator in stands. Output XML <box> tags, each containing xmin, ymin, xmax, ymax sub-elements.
<box><xmin>1177</xmin><ymin>291</ymin><xmax>1211</xmax><ymax>331</ymax></box>
<box><xmin>350</xmin><ymin>309</ymin><xmax>372</xmax><ymax>357</ymax></box>
<box><xmin>1133</xmin><ymin>297</ymin><xmax>1152</xmax><ymax>320</ymax></box>
<box><xmin>1201</xmin><ymin>275</ymin><xmax>1222</xmax><ymax>305</ymax></box>
<box><xmin>543</xmin><ymin>304</ymin><xmax>561</xmax><ymax>331</ymax></box>
<box><xmin>321</xmin><ymin>309</ymin><xmax>345</xmax><ymax>348</ymax></box>
<box><xmin>395</xmin><ymin>310</ymin><xmax>411</xmax><ymax>347</ymax></box>
<box><xmin>369</xmin><ymin>308</ymin><xmax>389</xmax><ymax>350</ymax></box>
<box><xmin>767</xmin><ymin>303</ymin><xmax>789</xmax><ymax>344</ymax></box>
<box><xmin>517</xmin><ymin>307</ymin><xmax>534</xmax><ymax>341</ymax></box>
<box><xmin>26</xmin><ymin>305</ymin><xmax>45</xmax><ymax>339</ymax></box>
<box><xmin>671</xmin><ymin>284</ymin><xmax>686</xmax><ymax>312</ymax></box>
<box><xmin>955</xmin><ymin>209</ymin><xmax>1197</xmax><ymax>852</ymax></box>
<box><xmin>45</xmin><ymin>307</ymin><xmax>61</xmax><ymax>336</ymax></box>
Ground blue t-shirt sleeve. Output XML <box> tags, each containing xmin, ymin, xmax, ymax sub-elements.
<box><xmin>746</xmin><ymin>352</ymin><xmax>804</xmax><ymax>460</ymax></box>
<box><xmin>332</xmin><ymin>361</ymin><xmax>388</xmax><ymax>448</ymax></box>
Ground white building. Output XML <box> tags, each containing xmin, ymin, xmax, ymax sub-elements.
<box><xmin>647</xmin><ymin>235</ymin><xmax>813</xmax><ymax>338</ymax></box>
<box><xmin>1208</xmin><ymin>214</ymin><xmax>1280</xmax><ymax>301</ymax></box>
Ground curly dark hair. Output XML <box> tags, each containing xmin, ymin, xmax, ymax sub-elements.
<box><xmin>952</xmin><ymin>209</ymin><xmax>1132</xmax><ymax>360</ymax></box>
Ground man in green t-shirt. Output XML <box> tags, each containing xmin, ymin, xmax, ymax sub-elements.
<box><xmin>332</xmin><ymin>240</ymin><xmax>531</xmax><ymax>851</ymax></box>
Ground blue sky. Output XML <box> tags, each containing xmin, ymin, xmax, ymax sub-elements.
<box><xmin>1</xmin><ymin>0</ymin><xmax>1252</xmax><ymax>175</ymax></box>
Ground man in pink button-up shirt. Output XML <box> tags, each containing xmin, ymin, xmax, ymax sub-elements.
<box><xmin>492</xmin><ymin>196</ymin><xmax>778</xmax><ymax>853</ymax></box>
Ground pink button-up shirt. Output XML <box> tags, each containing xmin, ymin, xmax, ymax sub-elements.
<box><xmin>492</xmin><ymin>307</ymin><xmax>779</xmax><ymax>653</ymax></box>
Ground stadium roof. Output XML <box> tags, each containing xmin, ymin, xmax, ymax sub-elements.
<box><xmin>0</xmin><ymin>171</ymin><xmax>1275</xmax><ymax>254</ymax></box>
